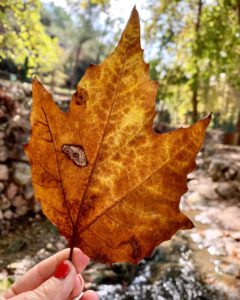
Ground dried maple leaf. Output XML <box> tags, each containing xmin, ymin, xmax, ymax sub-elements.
<box><xmin>25</xmin><ymin>7</ymin><xmax>211</xmax><ymax>264</ymax></box>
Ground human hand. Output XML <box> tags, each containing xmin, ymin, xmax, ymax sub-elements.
<box><xmin>3</xmin><ymin>248</ymin><xmax>98</xmax><ymax>300</ymax></box>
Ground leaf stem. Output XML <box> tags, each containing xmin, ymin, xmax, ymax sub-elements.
<box><xmin>69</xmin><ymin>226</ymin><xmax>76</xmax><ymax>261</ymax></box>
<box><xmin>69</xmin><ymin>246</ymin><xmax>74</xmax><ymax>261</ymax></box>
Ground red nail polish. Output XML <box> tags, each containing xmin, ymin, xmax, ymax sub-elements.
<box><xmin>54</xmin><ymin>261</ymin><xmax>70</xmax><ymax>279</ymax></box>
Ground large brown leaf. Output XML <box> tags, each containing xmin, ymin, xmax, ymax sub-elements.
<box><xmin>25</xmin><ymin>7</ymin><xmax>210</xmax><ymax>264</ymax></box>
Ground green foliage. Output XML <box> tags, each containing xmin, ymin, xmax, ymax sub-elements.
<box><xmin>0</xmin><ymin>278</ymin><xmax>13</xmax><ymax>294</ymax></box>
<box><xmin>67</xmin><ymin>0</ymin><xmax>110</xmax><ymax>9</ymax></box>
<box><xmin>0</xmin><ymin>0</ymin><xmax>61</xmax><ymax>77</ymax></box>
<box><xmin>146</xmin><ymin>0</ymin><xmax>240</xmax><ymax>127</ymax></box>
<box><xmin>41</xmin><ymin>2</ymin><xmax>76</xmax><ymax>49</ymax></box>
<box><xmin>63</xmin><ymin>0</ymin><xmax>114</xmax><ymax>86</ymax></box>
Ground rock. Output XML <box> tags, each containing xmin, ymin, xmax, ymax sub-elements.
<box><xmin>224</xmin><ymin>165</ymin><xmax>238</xmax><ymax>181</ymax></box>
<box><xmin>3</xmin><ymin>209</ymin><xmax>13</xmax><ymax>220</ymax></box>
<box><xmin>46</xmin><ymin>243</ymin><xmax>55</xmax><ymax>253</ymax></box>
<box><xmin>195</xmin><ymin>212</ymin><xmax>212</xmax><ymax>224</ymax></box>
<box><xmin>32</xmin><ymin>201</ymin><xmax>41</xmax><ymax>213</ymax></box>
<box><xmin>0</xmin><ymin>131</ymin><xmax>4</xmax><ymax>139</ymax></box>
<box><xmin>187</xmin><ymin>173</ymin><xmax>197</xmax><ymax>181</ymax></box>
<box><xmin>225</xmin><ymin>242</ymin><xmax>240</xmax><ymax>257</ymax></box>
<box><xmin>0</xmin><ymin>209</ymin><xmax>3</xmax><ymax>220</ymax></box>
<box><xmin>0</xmin><ymin>164</ymin><xmax>9</xmax><ymax>180</ymax></box>
<box><xmin>0</xmin><ymin>182</ymin><xmax>4</xmax><ymax>192</ymax></box>
<box><xmin>220</xmin><ymin>263</ymin><xmax>240</xmax><ymax>277</ymax></box>
<box><xmin>15</xmin><ymin>206</ymin><xmax>29</xmax><ymax>216</ymax></box>
<box><xmin>22</xmin><ymin>82</ymin><xmax>32</xmax><ymax>97</ymax></box>
<box><xmin>0</xmin><ymin>196</ymin><xmax>11</xmax><ymax>210</ymax></box>
<box><xmin>214</xmin><ymin>207</ymin><xmax>240</xmax><ymax>231</ymax></box>
<box><xmin>84</xmin><ymin>263</ymin><xmax>118</xmax><ymax>285</ymax></box>
<box><xmin>11</xmin><ymin>85</ymin><xmax>25</xmax><ymax>102</ymax></box>
<box><xmin>7</xmin><ymin>256</ymin><xmax>34</xmax><ymax>277</ymax></box>
<box><xmin>23</xmin><ymin>183</ymin><xmax>34</xmax><ymax>199</ymax></box>
<box><xmin>0</xmin><ymin>219</ymin><xmax>11</xmax><ymax>236</ymax></box>
<box><xmin>36</xmin><ymin>248</ymin><xmax>49</xmax><ymax>260</ymax></box>
<box><xmin>190</xmin><ymin>232</ymin><xmax>203</xmax><ymax>244</ymax></box>
<box><xmin>6</xmin><ymin>183</ymin><xmax>18</xmax><ymax>199</ymax></box>
<box><xmin>188</xmin><ymin>177</ymin><xmax>218</xmax><ymax>200</ymax></box>
<box><xmin>232</xmin><ymin>181</ymin><xmax>240</xmax><ymax>195</ymax></box>
<box><xmin>12</xmin><ymin>195</ymin><xmax>27</xmax><ymax>208</ymax></box>
<box><xmin>215</xmin><ymin>182</ymin><xmax>236</xmax><ymax>199</ymax></box>
<box><xmin>204</xmin><ymin>229</ymin><xmax>223</xmax><ymax>240</ymax></box>
<box><xmin>35</xmin><ymin>214</ymin><xmax>41</xmax><ymax>220</ymax></box>
<box><xmin>56</xmin><ymin>241</ymin><xmax>66</xmax><ymax>251</ymax></box>
<box><xmin>208</xmin><ymin>159</ymin><xmax>228</xmax><ymax>181</ymax></box>
<box><xmin>187</xmin><ymin>192</ymin><xmax>205</xmax><ymax>205</ymax></box>
<box><xmin>207</xmin><ymin>243</ymin><xmax>227</xmax><ymax>256</ymax></box>
<box><xmin>231</xmin><ymin>232</ymin><xmax>240</xmax><ymax>241</ymax></box>
<box><xmin>236</xmin><ymin>167</ymin><xmax>240</xmax><ymax>182</ymax></box>
<box><xmin>13</xmin><ymin>162</ymin><xmax>31</xmax><ymax>185</ymax></box>
<box><xmin>0</xmin><ymin>146</ymin><xmax>8</xmax><ymax>161</ymax></box>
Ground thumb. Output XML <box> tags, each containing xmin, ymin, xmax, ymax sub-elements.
<box><xmin>12</xmin><ymin>260</ymin><xmax>77</xmax><ymax>300</ymax></box>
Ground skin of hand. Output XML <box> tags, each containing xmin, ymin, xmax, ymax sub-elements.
<box><xmin>2</xmin><ymin>248</ymin><xmax>99</xmax><ymax>300</ymax></box>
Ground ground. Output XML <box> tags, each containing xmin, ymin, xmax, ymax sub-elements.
<box><xmin>0</xmin><ymin>143</ymin><xmax>240</xmax><ymax>299</ymax></box>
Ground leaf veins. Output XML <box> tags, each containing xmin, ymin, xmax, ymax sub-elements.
<box><xmin>25</xmin><ymin>7</ymin><xmax>211</xmax><ymax>264</ymax></box>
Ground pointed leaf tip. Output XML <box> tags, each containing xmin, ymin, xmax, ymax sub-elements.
<box><xmin>32</xmin><ymin>77</ymin><xmax>38</xmax><ymax>84</ymax></box>
<box><xmin>132</xmin><ymin>5</ymin><xmax>137</xmax><ymax>13</ymax></box>
<box><xmin>130</xmin><ymin>5</ymin><xmax>139</xmax><ymax>20</ymax></box>
<box><xmin>201</xmin><ymin>113</ymin><xmax>212</xmax><ymax>128</ymax></box>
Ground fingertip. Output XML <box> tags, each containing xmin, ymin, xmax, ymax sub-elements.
<box><xmin>72</xmin><ymin>248</ymin><xmax>89</xmax><ymax>273</ymax></box>
<box><xmin>71</xmin><ymin>274</ymin><xmax>85</xmax><ymax>298</ymax></box>
<box><xmin>81</xmin><ymin>290</ymin><xmax>99</xmax><ymax>300</ymax></box>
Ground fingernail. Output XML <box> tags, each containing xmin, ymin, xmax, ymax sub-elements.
<box><xmin>54</xmin><ymin>261</ymin><xmax>70</xmax><ymax>279</ymax></box>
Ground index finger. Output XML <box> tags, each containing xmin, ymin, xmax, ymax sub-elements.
<box><xmin>3</xmin><ymin>248</ymin><xmax>89</xmax><ymax>298</ymax></box>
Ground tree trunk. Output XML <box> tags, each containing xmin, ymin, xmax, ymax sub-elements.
<box><xmin>237</xmin><ymin>0</ymin><xmax>240</xmax><ymax>25</ymax></box>
<box><xmin>236</xmin><ymin>110</ymin><xmax>240</xmax><ymax>145</ymax></box>
<box><xmin>192</xmin><ymin>84</ymin><xmax>198</xmax><ymax>123</ymax></box>
<box><xmin>70</xmin><ymin>43</ymin><xmax>82</xmax><ymax>89</ymax></box>
<box><xmin>237</xmin><ymin>0</ymin><xmax>240</xmax><ymax>144</ymax></box>
<box><xmin>191</xmin><ymin>0</ymin><xmax>203</xmax><ymax>123</ymax></box>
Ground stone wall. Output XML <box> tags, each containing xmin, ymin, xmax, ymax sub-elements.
<box><xmin>204</xmin><ymin>144</ymin><xmax>240</xmax><ymax>201</ymax></box>
<box><xmin>0</xmin><ymin>80</ymin><xmax>71</xmax><ymax>235</ymax></box>
<box><xmin>0</xmin><ymin>80</ymin><xmax>38</xmax><ymax>235</ymax></box>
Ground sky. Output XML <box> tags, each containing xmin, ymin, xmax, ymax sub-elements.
<box><xmin>41</xmin><ymin>0</ymin><xmax>150</xmax><ymax>23</ymax></box>
<box><xmin>41</xmin><ymin>0</ymin><xmax>155</xmax><ymax>60</ymax></box>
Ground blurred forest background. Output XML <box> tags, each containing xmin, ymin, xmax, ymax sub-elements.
<box><xmin>1</xmin><ymin>1</ymin><xmax>240</xmax><ymax>299</ymax></box>
<box><xmin>1</xmin><ymin>0</ymin><xmax>240</xmax><ymax>135</ymax></box>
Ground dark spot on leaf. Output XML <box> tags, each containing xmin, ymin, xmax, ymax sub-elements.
<box><xmin>75</xmin><ymin>87</ymin><xmax>88</xmax><ymax>106</ymax></box>
<box><xmin>90</xmin><ymin>194</ymin><xmax>97</xmax><ymax>201</ymax></box>
<box><xmin>130</xmin><ymin>235</ymin><xmax>142</xmax><ymax>260</ymax></box>
<box><xmin>61</xmin><ymin>144</ymin><xmax>88</xmax><ymax>167</ymax></box>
